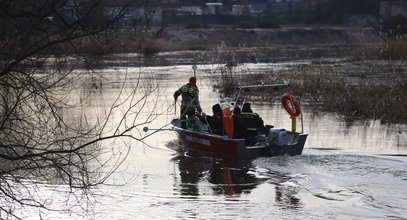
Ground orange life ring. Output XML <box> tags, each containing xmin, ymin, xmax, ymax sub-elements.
<box><xmin>281</xmin><ymin>93</ymin><xmax>301</xmax><ymax>117</ymax></box>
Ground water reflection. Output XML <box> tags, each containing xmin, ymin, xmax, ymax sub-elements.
<box><xmin>171</xmin><ymin>154</ymin><xmax>262</xmax><ymax>197</ymax></box>
<box><xmin>275</xmin><ymin>185</ymin><xmax>301</xmax><ymax>209</ymax></box>
<box><xmin>257</xmin><ymin>157</ymin><xmax>304</xmax><ymax>209</ymax></box>
<box><xmin>171</xmin><ymin>152</ymin><xmax>304</xmax><ymax>211</ymax></box>
<box><xmin>10</xmin><ymin>60</ymin><xmax>407</xmax><ymax>219</ymax></box>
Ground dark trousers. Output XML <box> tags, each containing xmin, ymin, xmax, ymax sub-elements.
<box><xmin>180</xmin><ymin>111</ymin><xmax>195</xmax><ymax>129</ymax></box>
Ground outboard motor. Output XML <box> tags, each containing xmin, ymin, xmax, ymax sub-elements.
<box><xmin>268</xmin><ymin>128</ymin><xmax>287</xmax><ymax>146</ymax></box>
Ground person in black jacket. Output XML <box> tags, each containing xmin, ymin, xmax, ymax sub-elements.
<box><xmin>241</xmin><ymin>103</ymin><xmax>264</xmax><ymax>142</ymax></box>
<box><xmin>205</xmin><ymin>104</ymin><xmax>224</xmax><ymax>135</ymax></box>
<box><xmin>232</xmin><ymin>107</ymin><xmax>247</xmax><ymax>139</ymax></box>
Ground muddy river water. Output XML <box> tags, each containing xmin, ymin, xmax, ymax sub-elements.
<box><xmin>21</xmin><ymin>62</ymin><xmax>407</xmax><ymax>219</ymax></box>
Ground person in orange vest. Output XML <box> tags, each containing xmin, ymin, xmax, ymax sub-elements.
<box><xmin>174</xmin><ymin>76</ymin><xmax>202</xmax><ymax>129</ymax></box>
<box><xmin>222</xmin><ymin>107</ymin><xmax>233</xmax><ymax>138</ymax></box>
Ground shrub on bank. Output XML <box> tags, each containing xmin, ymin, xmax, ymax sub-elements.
<box><xmin>184</xmin><ymin>23</ymin><xmax>211</xmax><ymax>29</ymax></box>
<box><xmin>212</xmin><ymin>63</ymin><xmax>407</xmax><ymax>124</ymax></box>
<box><xmin>257</xmin><ymin>21</ymin><xmax>281</xmax><ymax>29</ymax></box>
<box><xmin>232</xmin><ymin>21</ymin><xmax>281</xmax><ymax>29</ymax></box>
<box><xmin>286</xmin><ymin>72</ymin><xmax>407</xmax><ymax>123</ymax></box>
<box><xmin>380</xmin><ymin>15</ymin><xmax>407</xmax><ymax>38</ymax></box>
<box><xmin>361</xmin><ymin>39</ymin><xmax>407</xmax><ymax>60</ymax></box>
<box><xmin>361</xmin><ymin>16</ymin><xmax>407</xmax><ymax>61</ymax></box>
<box><xmin>233</xmin><ymin>22</ymin><xmax>257</xmax><ymax>29</ymax></box>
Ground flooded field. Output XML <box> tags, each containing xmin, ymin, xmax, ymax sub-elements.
<box><xmin>9</xmin><ymin>62</ymin><xmax>407</xmax><ymax>219</ymax></box>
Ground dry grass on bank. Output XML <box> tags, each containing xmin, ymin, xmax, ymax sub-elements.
<box><xmin>360</xmin><ymin>38</ymin><xmax>407</xmax><ymax>60</ymax></box>
<box><xmin>68</xmin><ymin>28</ymin><xmax>219</xmax><ymax>56</ymax></box>
<box><xmin>69</xmin><ymin>31</ymin><xmax>180</xmax><ymax>55</ymax></box>
<box><xmin>212</xmin><ymin>63</ymin><xmax>407</xmax><ymax>124</ymax></box>
<box><xmin>283</xmin><ymin>70</ymin><xmax>407</xmax><ymax>123</ymax></box>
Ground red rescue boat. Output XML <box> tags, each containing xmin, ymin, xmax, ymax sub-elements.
<box><xmin>171</xmin><ymin>84</ymin><xmax>308</xmax><ymax>160</ymax></box>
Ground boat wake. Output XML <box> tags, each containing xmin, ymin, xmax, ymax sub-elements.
<box><xmin>252</xmin><ymin>149</ymin><xmax>407</xmax><ymax>218</ymax></box>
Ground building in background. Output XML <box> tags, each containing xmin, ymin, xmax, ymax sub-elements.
<box><xmin>86</xmin><ymin>0</ymin><xmax>391</xmax><ymax>26</ymax></box>
<box><xmin>206</xmin><ymin>3</ymin><xmax>223</xmax><ymax>15</ymax></box>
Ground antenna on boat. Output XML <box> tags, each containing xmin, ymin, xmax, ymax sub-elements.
<box><xmin>192</xmin><ymin>65</ymin><xmax>197</xmax><ymax>78</ymax></box>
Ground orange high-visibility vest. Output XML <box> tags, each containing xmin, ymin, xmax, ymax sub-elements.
<box><xmin>222</xmin><ymin>107</ymin><xmax>234</xmax><ymax>138</ymax></box>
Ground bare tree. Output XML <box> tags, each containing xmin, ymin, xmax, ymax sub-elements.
<box><xmin>0</xmin><ymin>0</ymin><xmax>161</xmax><ymax>218</ymax></box>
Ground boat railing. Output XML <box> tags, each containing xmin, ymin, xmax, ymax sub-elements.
<box><xmin>232</xmin><ymin>84</ymin><xmax>289</xmax><ymax>104</ymax></box>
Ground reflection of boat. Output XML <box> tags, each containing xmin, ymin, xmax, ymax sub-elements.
<box><xmin>171</xmin><ymin>84</ymin><xmax>308</xmax><ymax>160</ymax></box>
<box><xmin>171</xmin><ymin>154</ymin><xmax>303</xmax><ymax>204</ymax></box>
<box><xmin>171</xmin><ymin>154</ymin><xmax>262</xmax><ymax>196</ymax></box>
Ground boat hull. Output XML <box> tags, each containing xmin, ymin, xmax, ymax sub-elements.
<box><xmin>174</xmin><ymin>127</ymin><xmax>307</xmax><ymax>160</ymax></box>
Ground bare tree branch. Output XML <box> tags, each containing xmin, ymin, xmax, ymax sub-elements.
<box><xmin>0</xmin><ymin>0</ymin><xmax>162</xmax><ymax>218</ymax></box>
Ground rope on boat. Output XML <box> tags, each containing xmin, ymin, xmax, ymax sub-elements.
<box><xmin>203</xmin><ymin>115</ymin><xmax>213</xmax><ymax>134</ymax></box>
<box><xmin>144</xmin><ymin>97</ymin><xmax>199</xmax><ymax>133</ymax></box>
<box><xmin>177</xmin><ymin>97</ymin><xmax>196</xmax><ymax>119</ymax></box>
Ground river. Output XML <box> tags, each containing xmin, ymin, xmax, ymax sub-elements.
<box><xmin>17</xmin><ymin>63</ymin><xmax>407</xmax><ymax>219</ymax></box>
